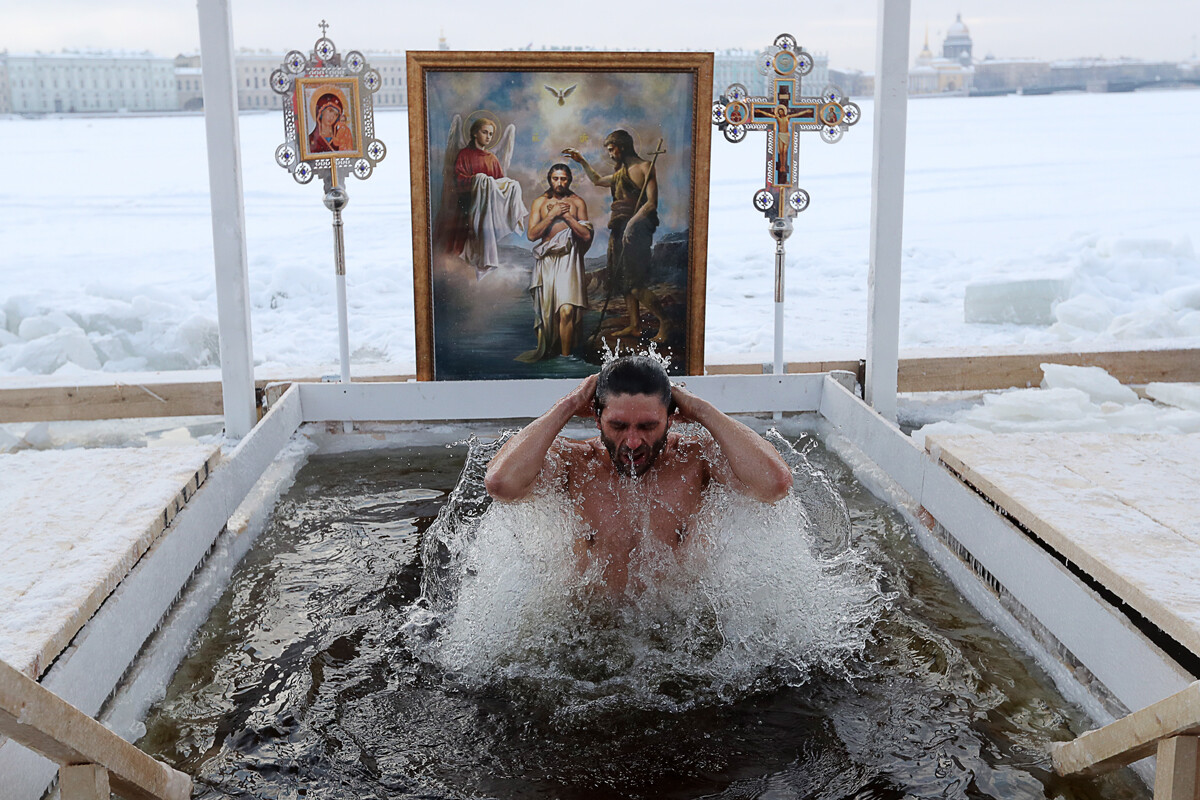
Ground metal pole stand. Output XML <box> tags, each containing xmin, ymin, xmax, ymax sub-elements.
<box><xmin>269</xmin><ymin>24</ymin><xmax>388</xmax><ymax>431</ymax></box>
<box><xmin>323</xmin><ymin>176</ymin><xmax>352</xmax><ymax>434</ymax></box>
<box><xmin>769</xmin><ymin>217</ymin><xmax>793</xmax><ymax>421</ymax></box>
<box><xmin>710</xmin><ymin>34</ymin><xmax>861</xmax><ymax>421</ymax></box>
<box><xmin>323</xmin><ymin>180</ymin><xmax>351</xmax><ymax>385</ymax></box>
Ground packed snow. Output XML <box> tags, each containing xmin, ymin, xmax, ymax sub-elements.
<box><xmin>911</xmin><ymin>364</ymin><xmax>1200</xmax><ymax>446</ymax></box>
<box><xmin>1</xmin><ymin>89</ymin><xmax>1198</xmax><ymax>448</ymax></box>
<box><xmin>1</xmin><ymin>88</ymin><xmax>1198</xmax><ymax>379</ymax></box>
<box><xmin>0</xmin><ymin>444</ymin><xmax>220</xmax><ymax>677</ymax></box>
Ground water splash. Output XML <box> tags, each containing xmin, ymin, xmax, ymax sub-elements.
<box><xmin>598</xmin><ymin>338</ymin><xmax>672</xmax><ymax>372</ymax></box>
<box><xmin>404</xmin><ymin>430</ymin><xmax>891</xmax><ymax>717</ymax></box>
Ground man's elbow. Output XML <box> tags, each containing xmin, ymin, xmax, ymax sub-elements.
<box><xmin>761</xmin><ymin>462</ymin><xmax>794</xmax><ymax>503</ymax></box>
<box><xmin>483</xmin><ymin>468</ymin><xmax>527</xmax><ymax>502</ymax></box>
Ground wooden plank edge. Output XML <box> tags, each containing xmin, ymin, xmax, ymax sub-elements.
<box><xmin>926</xmin><ymin>435</ymin><xmax>1200</xmax><ymax>659</ymax></box>
<box><xmin>1052</xmin><ymin>680</ymin><xmax>1200</xmax><ymax>777</ymax></box>
<box><xmin>27</xmin><ymin>447</ymin><xmax>223</xmax><ymax>682</ymax></box>
<box><xmin>3</xmin><ymin>347</ymin><xmax>1199</xmax><ymax>423</ymax></box>
<box><xmin>0</xmin><ymin>659</ymin><xmax>191</xmax><ymax>800</ymax></box>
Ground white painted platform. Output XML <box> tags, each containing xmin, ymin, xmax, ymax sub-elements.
<box><xmin>0</xmin><ymin>444</ymin><xmax>220</xmax><ymax>679</ymax></box>
<box><xmin>925</xmin><ymin>432</ymin><xmax>1200</xmax><ymax>658</ymax></box>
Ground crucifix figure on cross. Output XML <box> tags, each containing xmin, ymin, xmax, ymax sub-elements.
<box><xmin>712</xmin><ymin>33</ymin><xmax>861</xmax><ymax>220</ymax></box>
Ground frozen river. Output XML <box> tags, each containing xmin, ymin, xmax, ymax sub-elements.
<box><xmin>0</xmin><ymin>87</ymin><xmax>1198</xmax><ymax>376</ymax></box>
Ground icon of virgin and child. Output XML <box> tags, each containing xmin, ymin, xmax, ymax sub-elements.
<box><xmin>433</xmin><ymin>112</ymin><xmax>674</xmax><ymax>366</ymax></box>
<box><xmin>305</xmin><ymin>85</ymin><xmax>356</xmax><ymax>155</ymax></box>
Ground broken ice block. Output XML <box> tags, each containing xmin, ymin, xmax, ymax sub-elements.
<box><xmin>964</xmin><ymin>277</ymin><xmax>1072</xmax><ymax>325</ymax></box>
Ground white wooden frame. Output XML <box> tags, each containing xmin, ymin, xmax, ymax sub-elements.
<box><xmin>819</xmin><ymin>375</ymin><xmax>1192</xmax><ymax>784</ymax></box>
<box><xmin>5</xmin><ymin>375</ymin><xmax>1190</xmax><ymax>797</ymax></box>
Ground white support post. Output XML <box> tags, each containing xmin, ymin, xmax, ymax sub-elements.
<box><xmin>197</xmin><ymin>0</ymin><xmax>257</xmax><ymax>439</ymax></box>
<box><xmin>865</xmin><ymin>0</ymin><xmax>911</xmax><ymax>424</ymax></box>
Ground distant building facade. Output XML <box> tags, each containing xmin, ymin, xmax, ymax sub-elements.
<box><xmin>909</xmin><ymin>15</ymin><xmax>974</xmax><ymax>95</ymax></box>
<box><xmin>224</xmin><ymin>50</ymin><xmax>407</xmax><ymax>112</ymax></box>
<box><xmin>712</xmin><ymin>48</ymin><xmax>829</xmax><ymax>101</ymax></box>
<box><xmin>917</xmin><ymin>14</ymin><xmax>1185</xmax><ymax>96</ymax></box>
<box><xmin>0</xmin><ymin>48</ymin><xmax>407</xmax><ymax>115</ymax></box>
<box><xmin>0</xmin><ymin>51</ymin><xmax>177</xmax><ymax>113</ymax></box>
<box><xmin>174</xmin><ymin>55</ymin><xmax>203</xmax><ymax>111</ymax></box>
<box><xmin>829</xmin><ymin>68</ymin><xmax>873</xmax><ymax>97</ymax></box>
<box><xmin>973</xmin><ymin>58</ymin><xmax>1050</xmax><ymax>93</ymax></box>
<box><xmin>1042</xmin><ymin>58</ymin><xmax>1179</xmax><ymax>92</ymax></box>
<box><xmin>0</xmin><ymin>58</ymin><xmax>9</xmax><ymax>114</ymax></box>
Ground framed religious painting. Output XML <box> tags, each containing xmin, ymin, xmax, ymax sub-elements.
<box><xmin>407</xmin><ymin>51</ymin><xmax>712</xmax><ymax>381</ymax></box>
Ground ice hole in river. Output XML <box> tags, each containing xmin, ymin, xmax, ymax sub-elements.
<box><xmin>136</xmin><ymin>421</ymin><xmax>1145</xmax><ymax>800</ymax></box>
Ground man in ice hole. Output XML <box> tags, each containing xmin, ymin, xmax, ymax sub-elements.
<box><xmin>485</xmin><ymin>356</ymin><xmax>793</xmax><ymax>593</ymax></box>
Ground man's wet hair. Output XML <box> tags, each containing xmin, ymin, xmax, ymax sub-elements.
<box><xmin>604</xmin><ymin>129</ymin><xmax>639</xmax><ymax>159</ymax></box>
<box><xmin>542</xmin><ymin>163</ymin><xmax>574</xmax><ymax>197</ymax></box>
<box><xmin>594</xmin><ymin>355</ymin><xmax>674</xmax><ymax>415</ymax></box>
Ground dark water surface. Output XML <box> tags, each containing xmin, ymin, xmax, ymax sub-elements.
<box><xmin>138</xmin><ymin>435</ymin><xmax>1147</xmax><ymax>799</ymax></box>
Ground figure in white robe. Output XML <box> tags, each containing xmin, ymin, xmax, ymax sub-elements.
<box><xmin>433</xmin><ymin>115</ymin><xmax>528</xmax><ymax>276</ymax></box>
<box><xmin>518</xmin><ymin>163</ymin><xmax>594</xmax><ymax>362</ymax></box>
<box><xmin>461</xmin><ymin>172</ymin><xmax>527</xmax><ymax>274</ymax></box>
<box><xmin>517</xmin><ymin>224</ymin><xmax>594</xmax><ymax>362</ymax></box>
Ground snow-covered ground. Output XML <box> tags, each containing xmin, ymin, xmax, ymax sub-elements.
<box><xmin>2</xmin><ymin>88</ymin><xmax>1198</xmax><ymax>379</ymax></box>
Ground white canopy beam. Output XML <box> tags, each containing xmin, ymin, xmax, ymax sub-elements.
<box><xmin>197</xmin><ymin>0</ymin><xmax>257</xmax><ymax>438</ymax></box>
<box><xmin>865</xmin><ymin>0</ymin><xmax>912</xmax><ymax>423</ymax></box>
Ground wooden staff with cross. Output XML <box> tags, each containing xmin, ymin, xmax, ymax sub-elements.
<box><xmin>582</xmin><ymin>137</ymin><xmax>667</xmax><ymax>346</ymax></box>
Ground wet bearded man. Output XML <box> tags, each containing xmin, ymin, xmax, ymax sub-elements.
<box><xmin>484</xmin><ymin>356</ymin><xmax>794</xmax><ymax>594</ymax></box>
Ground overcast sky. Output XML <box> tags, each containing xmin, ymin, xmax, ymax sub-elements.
<box><xmin>2</xmin><ymin>0</ymin><xmax>1198</xmax><ymax>72</ymax></box>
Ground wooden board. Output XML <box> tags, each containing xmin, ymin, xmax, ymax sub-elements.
<box><xmin>1052</xmin><ymin>680</ymin><xmax>1200</xmax><ymax>777</ymax></box>
<box><xmin>0</xmin><ymin>659</ymin><xmax>191</xmax><ymax>800</ymax></box>
<box><xmin>926</xmin><ymin>432</ymin><xmax>1200</xmax><ymax>658</ymax></box>
<box><xmin>898</xmin><ymin>346</ymin><xmax>1200</xmax><ymax>393</ymax></box>
<box><xmin>5</xmin><ymin>345</ymin><xmax>1197</xmax><ymax>423</ymax></box>
<box><xmin>0</xmin><ymin>445</ymin><xmax>220</xmax><ymax>679</ymax></box>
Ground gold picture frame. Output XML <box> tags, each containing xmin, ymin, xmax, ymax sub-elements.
<box><xmin>296</xmin><ymin>76</ymin><xmax>364</xmax><ymax>160</ymax></box>
<box><xmin>407</xmin><ymin>51</ymin><xmax>712</xmax><ymax>381</ymax></box>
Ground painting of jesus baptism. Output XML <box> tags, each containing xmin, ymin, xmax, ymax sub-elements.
<box><xmin>408</xmin><ymin>52</ymin><xmax>712</xmax><ymax>381</ymax></box>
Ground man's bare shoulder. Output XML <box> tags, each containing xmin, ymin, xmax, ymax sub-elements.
<box><xmin>668</xmin><ymin>428</ymin><xmax>711</xmax><ymax>454</ymax></box>
<box><xmin>551</xmin><ymin>435</ymin><xmax>601</xmax><ymax>461</ymax></box>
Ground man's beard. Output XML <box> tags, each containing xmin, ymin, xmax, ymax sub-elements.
<box><xmin>600</xmin><ymin>431</ymin><xmax>667</xmax><ymax>477</ymax></box>
<box><xmin>552</xmin><ymin>185</ymin><xmax>571</xmax><ymax>197</ymax></box>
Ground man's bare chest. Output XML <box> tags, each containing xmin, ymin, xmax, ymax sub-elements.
<box><xmin>569</xmin><ymin>467</ymin><xmax>706</xmax><ymax>549</ymax></box>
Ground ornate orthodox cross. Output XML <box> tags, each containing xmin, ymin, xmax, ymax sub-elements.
<box><xmin>711</xmin><ymin>34</ymin><xmax>861</xmax><ymax>387</ymax></box>
<box><xmin>712</xmin><ymin>33</ymin><xmax>860</xmax><ymax>220</ymax></box>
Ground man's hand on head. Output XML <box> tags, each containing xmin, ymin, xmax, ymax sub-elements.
<box><xmin>566</xmin><ymin>373</ymin><xmax>598</xmax><ymax>419</ymax></box>
<box><xmin>670</xmin><ymin>383</ymin><xmax>706</xmax><ymax>425</ymax></box>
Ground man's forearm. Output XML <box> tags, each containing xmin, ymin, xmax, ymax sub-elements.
<box><xmin>527</xmin><ymin>210</ymin><xmax>554</xmax><ymax>240</ymax></box>
<box><xmin>484</xmin><ymin>397</ymin><xmax>578</xmax><ymax>501</ymax></box>
<box><xmin>577</xmin><ymin>159</ymin><xmax>604</xmax><ymax>185</ymax></box>
<box><xmin>564</xmin><ymin>215</ymin><xmax>593</xmax><ymax>243</ymax></box>
<box><xmin>689</xmin><ymin>398</ymin><xmax>793</xmax><ymax>502</ymax></box>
